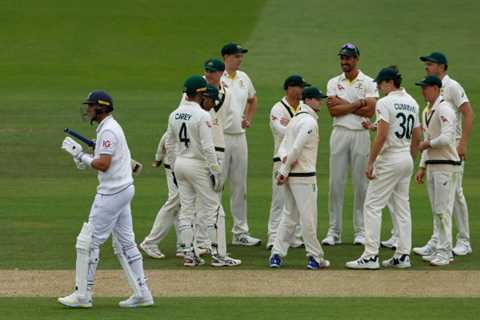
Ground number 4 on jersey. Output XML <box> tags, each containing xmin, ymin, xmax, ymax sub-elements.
<box><xmin>179</xmin><ymin>122</ymin><xmax>190</xmax><ymax>147</ymax></box>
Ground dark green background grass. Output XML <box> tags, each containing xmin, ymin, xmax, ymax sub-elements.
<box><xmin>0</xmin><ymin>0</ymin><xmax>478</xmax><ymax>270</ymax></box>
<box><xmin>1</xmin><ymin>298</ymin><xmax>479</xmax><ymax>320</ymax></box>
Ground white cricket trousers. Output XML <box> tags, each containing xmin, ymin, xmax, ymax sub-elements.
<box><xmin>142</xmin><ymin>167</ymin><xmax>181</xmax><ymax>248</ymax></box>
<box><xmin>426</xmin><ymin>170</ymin><xmax>458</xmax><ymax>257</ymax></box>
<box><xmin>224</xmin><ymin>133</ymin><xmax>249</xmax><ymax>235</ymax></box>
<box><xmin>363</xmin><ymin>152</ymin><xmax>413</xmax><ymax>257</ymax></box>
<box><xmin>175</xmin><ymin>157</ymin><xmax>219</xmax><ymax>253</ymax></box>
<box><xmin>427</xmin><ymin>162</ymin><xmax>470</xmax><ymax>247</ymax></box>
<box><xmin>87</xmin><ymin>185</ymin><xmax>147</xmax><ymax>291</ymax></box>
<box><xmin>267</xmin><ymin>162</ymin><xmax>302</xmax><ymax>245</ymax></box>
<box><xmin>327</xmin><ymin>126</ymin><xmax>369</xmax><ymax>238</ymax></box>
<box><xmin>272</xmin><ymin>181</ymin><xmax>325</xmax><ymax>262</ymax></box>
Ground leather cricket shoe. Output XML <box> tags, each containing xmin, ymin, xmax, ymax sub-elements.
<box><xmin>430</xmin><ymin>254</ymin><xmax>451</xmax><ymax>266</ymax></box>
<box><xmin>345</xmin><ymin>255</ymin><xmax>380</xmax><ymax>270</ymax></box>
<box><xmin>232</xmin><ymin>234</ymin><xmax>262</xmax><ymax>246</ymax></box>
<box><xmin>307</xmin><ymin>256</ymin><xmax>330</xmax><ymax>270</ymax></box>
<box><xmin>269</xmin><ymin>254</ymin><xmax>282</xmax><ymax>268</ymax></box>
<box><xmin>183</xmin><ymin>253</ymin><xmax>205</xmax><ymax>267</ymax></box>
<box><xmin>211</xmin><ymin>255</ymin><xmax>242</xmax><ymax>267</ymax></box>
<box><xmin>140</xmin><ymin>242</ymin><xmax>165</xmax><ymax>259</ymax></box>
<box><xmin>413</xmin><ymin>243</ymin><xmax>435</xmax><ymax>256</ymax></box>
<box><xmin>118</xmin><ymin>292</ymin><xmax>154</xmax><ymax>308</ymax></box>
<box><xmin>58</xmin><ymin>292</ymin><xmax>92</xmax><ymax>308</ymax></box>
<box><xmin>321</xmin><ymin>235</ymin><xmax>342</xmax><ymax>246</ymax></box>
<box><xmin>453</xmin><ymin>241</ymin><xmax>472</xmax><ymax>256</ymax></box>
<box><xmin>382</xmin><ymin>254</ymin><xmax>411</xmax><ymax>269</ymax></box>
<box><xmin>423</xmin><ymin>252</ymin><xmax>454</xmax><ymax>263</ymax></box>
<box><xmin>381</xmin><ymin>237</ymin><xmax>398</xmax><ymax>249</ymax></box>
<box><xmin>353</xmin><ymin>235</ymin><xmax>366</xmax><ymax>245</ymax></box>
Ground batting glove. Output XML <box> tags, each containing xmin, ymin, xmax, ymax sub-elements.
<box><xmin>61</xmin><ymin>137</ymin><xmax>83</xmax><ymax>158</ymax></box>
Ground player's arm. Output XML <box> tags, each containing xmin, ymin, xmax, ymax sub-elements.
<box><xmin>278</xmin><ymin>120</ymin><xmax>313</xmax><ymax>177</ymax></box>
<box><xmin>458</xmin><ymin>101</ymin><xmax>473</xmax><ymax>159</ymax></box>
<box><xmin>153</xmin><ymin>132</ymin><xmax>167</xmax><ymax>167</ymax></box>
<box><xmin>419</xmin><ymin>106</ymin><xmax>456</xmax><ymax>151</ymax></box>
<box><xmin>198</xmin><ymin>114</ymin><xmax>219</xmax><ymax>167</ymax></box>
<box><xmin>352</xmin><ymin>97</ymin><xmax>377</xmax><ymax>117</ymax></box>
<box><xmin>270</xmin><ymin>106</ymin><xmax>287</xmax><ymax>136</ymax></box>
<box><xmin>242</xmin><ymin>95</ymin><xmax>257</xmax><ymax>128</ymax></box>
<box><xmin>410</xmin><ymin>127</ymin><xmax>422</xmax><ymax>160</ymax></box>
<box><xmin>91</xmin><ymin>155</ymin><xmax>112</xmax><ymax>172</ymax></box>
<box><xmin>164</xmin><ymin>118</ymin><xmax>177</xmax><ymax>169</ymax></box>
<box><xmin>327</xmin><ymin>96</ymin><xmax>362</xmax><ymax>117</ymax></box>
<box><xmin>366</xmin><ymin>119</ymin><xmax>389</xmax><ymax>179</ymax></box>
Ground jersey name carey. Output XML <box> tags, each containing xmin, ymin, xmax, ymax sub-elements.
<box><xmin>175</xmin><ymin>113</ymin><xmax>192</xmax><ymax>120</ymax></box>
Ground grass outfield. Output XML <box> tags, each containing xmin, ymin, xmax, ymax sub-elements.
<box><xmin>1</xmin><ymin>0</ymin><xmax>478</xmax><ymax>271</ymax></box>
<box><xmin>0</xmin><ymin>298</ymin><xmax>478</xmax><ymax>320</ymax></box>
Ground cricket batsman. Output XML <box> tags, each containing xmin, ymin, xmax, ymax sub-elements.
<box><xmin>58</xmin><ymin>91</ymin><xmax>153</xmax><ymax>308</ymax></box>
<box><xmin>269</xmin><ymin>86</ymin><xmax>330</xmax><ymax>270</ymax></box>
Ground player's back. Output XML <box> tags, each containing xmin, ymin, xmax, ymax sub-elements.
<box><xmin>167</xmin><ymin>100</ymin><xmax>214</xmax><ymax>163</ymax></box>
<box><xmin>376</xmin><ymin>89</ymin><xmax>419</xmax><ymax>155</ymax></box>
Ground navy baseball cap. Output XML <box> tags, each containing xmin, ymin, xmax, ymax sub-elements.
<box><xmin>420</xmin><ymin>52</ymin><xmax>448</xmax><ymax>66</ymax></box>
<box><xmin>283</xmin><ymin>75</ymin><xmax>310</xmax><ymax>89</ymax></box>
<box><xmin>415</xmin><ymin>75</ymin><xmax>442</xmax><ymax>88</ymax></box>
<box><xmin>183</xmin><ymin>75</ymin><xmax>208</xmax><ymax>95</ymax></box>
<box><xmin>303</xmin><ymin>86</ymin><xmax>327</xmax><ymax>100</ymax></box>
<box><xmin>82</xmin><ymin>90</ymin><xmax>113</xmax><ymax>109</ymax></box>
<box><xmin>204</xmin><ymin>58</ymin><xmax>225</xmax><ymax>72</ymax></box>
<box><xmin>338</xmin><ymin>43</ymin><xmax>360</xmax><ymax>57</ymax></box>
<box><xmin>374</xmin><ymin>66</ymin><xmax>401</xmax><ymax>83</ymax></box>
<box><xmin>221</xmin><ymin>43</ymin><xmax>248</xmax><ymax>56</ymax></box>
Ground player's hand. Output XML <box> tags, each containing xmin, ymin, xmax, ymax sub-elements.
<box><xmin>131</xmin><ymin>160</ymin><xmax>143</xmax><ymax>176</ymax></box>
<box><xmin>241</xmin><ymin>118</ymin><xmax>251</xmax><ymax>129</ymax></box>
<box><xmin>415</xmin><ymin>168</ymin><xmax>426</xmax><ymax>184</ymax></box>
<box><xmin>418</xmin><ymin>140</ymin><xmax>431</xmax><ymax>151</ymax></box>
<box><xmin>62</xmin><ymin>137</ymin><xmax>83</xmax><ymax>158</ymax></box>
<box><xmin>365</xmin><ymin>162</ymin><xmax>375</xmax><ymax>180</ymax></box>
<box><xmin>209</xmin><ymin>164</ymin><xmax>224</xmax><ymax>192</ymax></box>
<box><xmin>327</xmin><ymin>96</ymin><xmax>347</xmax><ymax>108</ymax></box>
<box><xmin>457</xmin><ymin>142</ymin><xmax>467</xmax><ymax>161</ymax></box>
<box><xmin>280</xmin><ymin>117</ymin><xmax>289</xmax><ymax>126</ymax></box>
<box><xmin>152</xmin><ymin>160</ymin><xmax>162</xmax><ymax>167</ymax></box>
<box><xmin>362</xmin><ymin>119</ymin><xmax>377</xmax><ymax>131</ymax></box>
<box><xmin>73</xmin><ymin>157</ymin><xmax>87</xmax><ymax>170</ymax></box>
<box><xmin>276</xmin><ymin>174</ymin><xmax>287</xmax><ymax>185</ymax></box>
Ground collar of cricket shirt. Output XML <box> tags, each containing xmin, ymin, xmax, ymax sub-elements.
<box><xmin>96</xmin><ymin>114</ymin><xmax>113</xmax><ymax>133</ymax></box>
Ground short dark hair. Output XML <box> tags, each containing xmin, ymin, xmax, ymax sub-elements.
<box><xmin>387</xmin><ymin>65</ymin><xmax>402</xmax><ymax>88</ymax></box>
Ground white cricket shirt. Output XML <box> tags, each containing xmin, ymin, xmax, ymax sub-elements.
<box><xmin>441</xmin><ymin>75</ymin><xmax>469</xmax><ymax>139</ymax></box>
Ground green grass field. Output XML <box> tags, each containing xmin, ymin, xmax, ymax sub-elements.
<box><xmin>1</xmin><ymin>298</ymin><xmax>479</xmax><ymax>320</ymax></box>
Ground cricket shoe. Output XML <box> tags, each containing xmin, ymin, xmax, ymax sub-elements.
<box><xmin>118</xmin><ymin>292</ymin><xmax>154</xmax><ymax>308</ymax></box>
<box><xmin>423</xmin><ymin>252</ymin><xmax>454</xmax><ymax>263</ymax></box>
<box><xmin>381</xmin><ymin>237</ymin><xmax>398</xmax><ymax>249</ymax></box>
<box><xmin>382</xmin><ymin>254</ymin><xmax>411</xmax><ymax>269</ymax></box>
<box><xmin>269</xmin><ymin>254</ymin><xmax>282</xmax><ymax>268</ymax></box>
<box><xmin>58</xmin><ymin>292</ymin><xmax>92</xmax><ymax>308</ymax></box>
<box><xmin>232</xmin><ymin>234</ymin><xmax>261</xmax><ymax>246</ymax></box>
<box><xmin>453</xmin><ymin>241</ymin><xmax>472</xmax><ymax>256</ymax></box>
<box><xmin>430</xmin><ymin>254</ymin><xmax>452</xmax><ymax>266</ymax></box>
<box><xmin>413</xmin><ymin>243</ymin><xmax>435</xmax><ymax>256</ymax></box>
<box><xmin>176</xmin><ymin>250</ymin><xmax>184</xmax><ymax>258</ymax></box>
<box><xmin>140</xmin><ymin>242</ymin><xmax>165</xmax><ymax>259</ymax></box>
<box><xmin>211</xmin><ymin>255</ymin><xmax>242</xmax><ymax>267</ymax></box>
<box><xmin>353</xmin><ymin>235</ymin><xmax>366</xmax><ymax>246</ymax></box>
<box><xmin>321</xmin><ymin>235</ymin><xmax>342</xmax><ymax>246</ymax></box>
<box><xmin>183</xmin><ymin>253</ymin><xmax>205</xmax><ymax>267</ymax></box>
<box><xmin>306</xmin><ymin>256</ymin><xmax>330</xmax><ymax>270</ymax></box>
<box><xmin>345</xmin><ymin>255</ymin><xmax>380</xmax><ymax>270</ymax></box>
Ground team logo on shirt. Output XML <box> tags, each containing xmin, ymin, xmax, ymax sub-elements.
<box><xmin>206</xmin><ymin>121</ymin><xmax>212</xmax><ymax>128</ymax></box>
<box><xmin>102</xmin><ymin>140</ymin><xmax>112</xmax><ymax>148</ymax></box>
<box><xmin>355</xmin><ymin>82</ymin><xmax>363</xmax><ymax>90</ymax></box>
<box><xmin>337</xmin><ymin>84</ymin><xmax>345</xmax><ymax>91</ymax></box>
<box><xmin>440</xmin><ymin>115</ymin><xmax>448</xmax><ymax>123</ymax></box>
<box><xmin>271</xmin><ymin>115</ymin><xmax>278</xmax><ymax>121</ymax></box>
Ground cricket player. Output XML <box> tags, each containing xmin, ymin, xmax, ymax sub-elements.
<box><xmin>58</xmin><ymin>91</ymin><xmax>153</xmax><ymax>308</ymax></box>
<box><xmin>165</xmin><ymin>76</ymin><xmax>225</xmax><ymax>267</ymax></box>
<box><xmin>415</xmin><ymin>75</ymin><xmax>461</xmax><ymax>266</ymax></box>
<box><xmin>196</xmin><ymin>58</ymin><xmax>241</xmax><ymax>266</ymax></box>
<box><xmin>221</xmin><ymin>42</ymin><xmax>261</xmax><ymax>246</ymax></box>
<box><xmin>140</xmin><ymin>132</ymin><xmax>182</xmax><ymax>259</ymax></box>
<box><xmin>414</xmin><ymin>52</ymin><xmax>474</xmax><ymax>257</ymax></box>
<box><xmin>269</xmin><ymin>86</ymin><xmax>330</xmax><ymax>270</ymax></box>
<box><xmin>323</xmin><ymin>43</ymin><xmax>379</xmax><ymax>246</ymax></box>
<box><xmin>266</xmin><ymin>75</ymin><xmax>310</xmax><ymax>250</ymax></box>
<box><xmin>346</xmin><ymin>67</ymin><xmax>421</xmax><ymax>269</ymax></box>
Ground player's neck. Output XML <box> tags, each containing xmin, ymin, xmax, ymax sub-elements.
<box><xmin>438</xmin><ymin>72</ymin><xmax>446</xmax><ymax>80</ymax></box>
<box><xmin>286</xmin><ymin>96</ymin><xmax>300</xmax><ymax>109</ymax></box>
<box><xmin>226</xmin><ymin>68</ymin><xmax>237</xmax><ymax>78</ymax></box>
<box><xmin>344</xmin><ymin>69</ymin><xmax>359</xmax><ymax>81</ymax></box>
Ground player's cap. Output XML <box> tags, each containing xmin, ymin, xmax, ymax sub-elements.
<box><xmin>82</xmin><ymin>90</ymin><xmax>114</xmax><ymax>109</ymax></box>
<box><xmin>303</xmin><ymin>86</ymin><xmax>327</xmax><ymax>100</ymax></box>
<box><xmin>374</xmin><ymin>66</ymin><xmax>401</xmax><ymax>83</ymax></box>
<box><xmin>338</xmin><ymin>43</ymin><xmax>360</xmax><ymax>57</ymax></box>
<box><xmin>203</xmin><ymin>84</ymin><xmax>220</xmax><ymax>101</ymax></box>
<box><xmin>415</xmin><ymin>75</ymin><xmax>442</xmax><ymax>88</ymax></box>
<box><xmin>183</xmin><ymin>75</ymin><xmax>208</xmax><ymax>95</ymax></box>
<box><xmin>204</xmin><ymin>58</ymin><xmax>225</xmax><ymax>72</ymax></box>
<box><xmin>420</xmin><ymin>52</ymin><xmax>448</xmax><ymax>66</ymax></box>
<box><xmin>221</xmin><ymin>42</ymin><xmax>248</xmax><ymax>56</ymax></box>
<box><xmin>283</xmin><ymin>75</ymin><xmax>310</xmax><ymax>89</ymax></box>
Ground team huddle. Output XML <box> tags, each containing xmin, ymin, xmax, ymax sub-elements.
<box><xmin>57</xmin><ymin>42</ymin><xmax>473</xmax><ymax>308</ymax></box>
